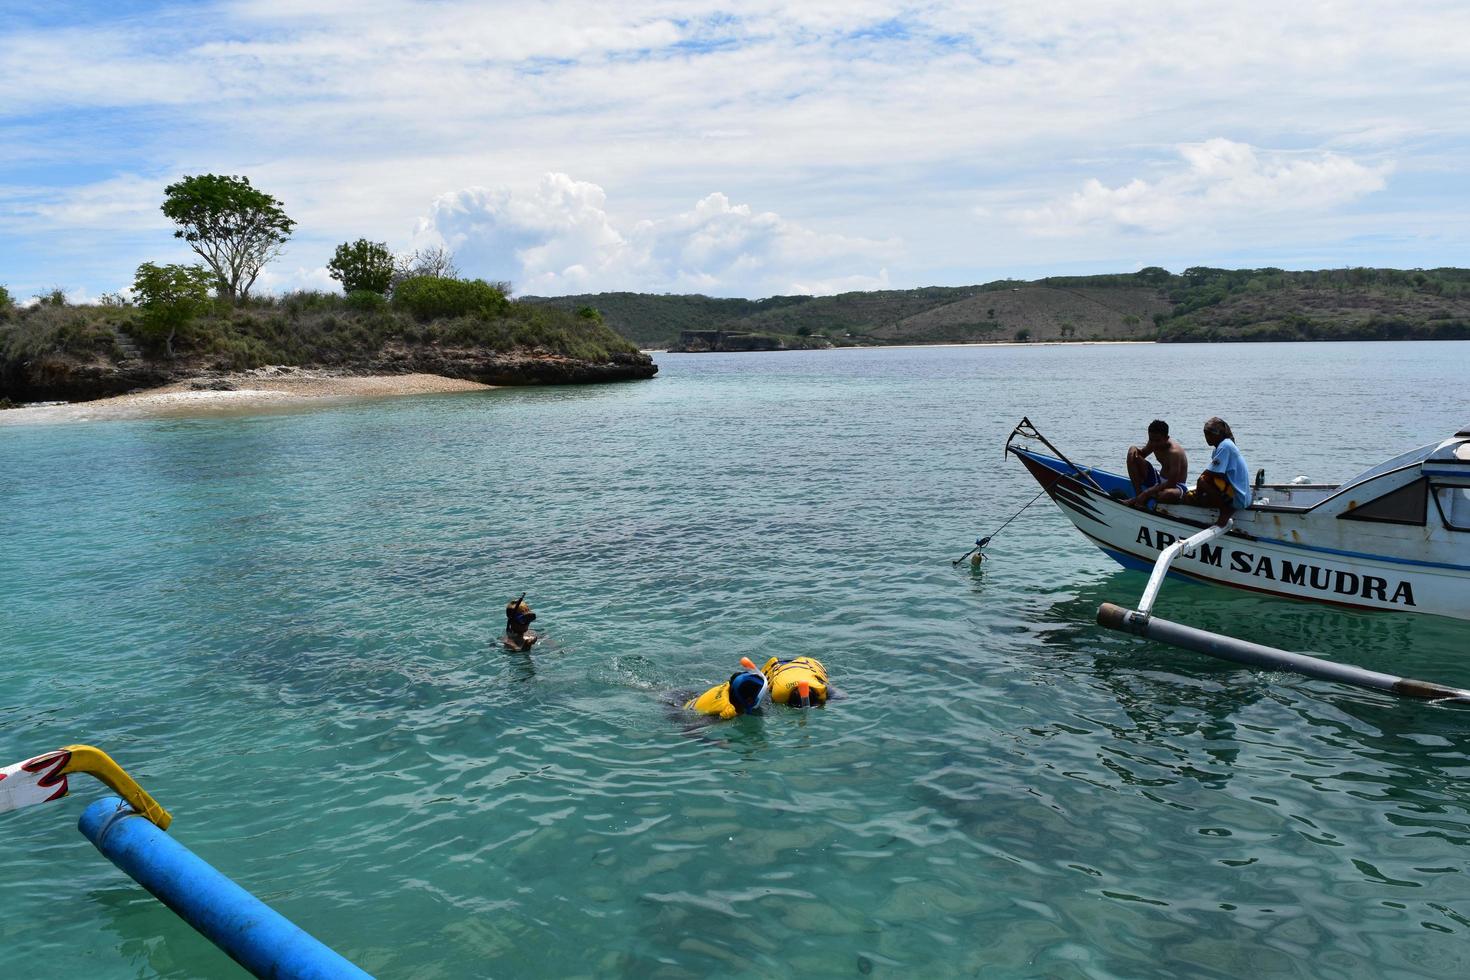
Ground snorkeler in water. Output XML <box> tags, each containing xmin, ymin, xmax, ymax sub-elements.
<box><xmin>683</xmin><ymin>658</ymin><xmax>769</xmax><ymax>719</ymax></box>
<box><xmin>759</xmin><ymin>655</ymin><xmax>831</xmax><ymax>707</ymax></box>
<box><xmin>503</xmin><ymin>595</ymin><xmax>538</xmax><ymax>651</ymax></box>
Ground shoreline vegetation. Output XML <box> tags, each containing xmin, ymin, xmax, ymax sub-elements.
<box><xmin>0</xmin><ymin>286</ymin><xmax>657</xmax><ymax>408</ymax></box>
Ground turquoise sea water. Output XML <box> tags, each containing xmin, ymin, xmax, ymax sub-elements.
<box><xmin>4</xmin><ymin>342</ymin><xmax>1470</xmax><ymax>978</ymax></box>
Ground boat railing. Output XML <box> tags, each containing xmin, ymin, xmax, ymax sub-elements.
<box><xmin>1136</xmin><ymin>521</ymin><xmax>1233</xmax><ymax>618</ymax></box>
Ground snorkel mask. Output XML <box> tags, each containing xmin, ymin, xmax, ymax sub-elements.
<box><xmin>728</xmin><ymin>670</ymin><xmax>769</xmax><ymax>714</ymax></box>
<box><xmin>505</xmin><ymin>598</ymin><xmax>536</xmax><ymax>633</ymax></box>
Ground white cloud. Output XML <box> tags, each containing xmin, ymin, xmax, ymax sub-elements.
<box><xmin>254</xmin><ymin>262</ymin><xmax>338</xmax><ymax>295</ymax></box>
<box><xmin>24</xmin><ymin>174</ymin><xmax>170</xmax><ymax>230</ymax></box>
<box><xmin>5</xmin><ymin>2</ymin><xmax>1470</xmax><ymax>297</ymax></box>
<box><xmin>1020</xmin><ymin>139</ymin><xmax>1391</xmax><ymax>237</ymax></box>
<box><xmin>414</xmin><ymin>173</ymin><xmax>897</xmax><ymax>296</ymax></box>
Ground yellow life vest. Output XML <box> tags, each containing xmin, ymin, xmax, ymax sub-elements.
<box><xmin>684</xmin><ymin>671</ymin><xmax>767</xmax><ymax>719</ymax></box>
<box><xmin>761</xmin><ymin>656</ymin><xmax>829</xmax><ymax>706</ymax></box>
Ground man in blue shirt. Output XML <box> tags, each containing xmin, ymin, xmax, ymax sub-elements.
<box><xmin>1191</xmin><ymin>417</ymin><xmax>1251</xmax><ymax>526</ymax></box>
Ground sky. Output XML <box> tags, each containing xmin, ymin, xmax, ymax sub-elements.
<box><xmin>3</xmin><ymin>0</ymin><xmax>1470</xmax><ymax>302</ymax></box>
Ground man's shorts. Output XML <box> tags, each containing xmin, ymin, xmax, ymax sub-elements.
<box><xmin>1139</xmin><ymin>461</ymin><xmax>1188</xmax><ymax>495</ymax></box>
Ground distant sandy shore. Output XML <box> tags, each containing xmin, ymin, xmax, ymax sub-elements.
<box><xmin>0</xmin><ymin>368</ymin><xmax>491</xmax><ymax>426</ymax></box>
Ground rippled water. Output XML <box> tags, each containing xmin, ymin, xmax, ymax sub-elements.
<box><xmin>4</xmin><ymin>342</ymin><xmax>1470</xmax><ymax>978</ymax></box>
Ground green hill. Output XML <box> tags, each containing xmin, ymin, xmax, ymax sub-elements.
<box><xmin>525</xmin><ymin>267</ymin><xmax>1470</xmax><ymax>348</ymax></box>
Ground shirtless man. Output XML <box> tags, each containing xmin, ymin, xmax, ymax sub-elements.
<box><xmin>1125</xmin><ymin>419</ymin><xmax>1188</xmax><ymax>509</ymax></box>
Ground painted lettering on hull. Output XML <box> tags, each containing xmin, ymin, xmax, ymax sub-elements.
<box><xmin>1133</xmin><ymin>524</ymin><xmax>1416</xmax><ymax>607</ymax></box>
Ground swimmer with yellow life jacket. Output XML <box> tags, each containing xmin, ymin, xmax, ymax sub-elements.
<box><xmin>759</xmin><ymin>655</ymin><xmax>830</xmax><ymax>707</ymax></box>
<box><xmin>684</xmin><ymin>656</ymin><xmax>834</xmax><ymax>718</ymax></box>
<box><xmin>684</xmin><ymin>658</ymin><xmax>769</xmax><ymax>719</ymax></box>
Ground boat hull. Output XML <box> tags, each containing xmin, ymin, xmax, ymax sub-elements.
<box><xmin>1012</xmin><ymin>448</ymin><xmax>1470</xmax><ymax>622</ymax></box>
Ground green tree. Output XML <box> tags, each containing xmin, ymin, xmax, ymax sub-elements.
<box><xmin>392</xmin><ymin>276</ymin><xmax>509</xmax><ymax>320</ymax></box>
<box><xmin>327</xmin><ymin>239</ymin><xmax>394</xmax><ymax>295</ymax></box>
<box><xmin>132</xmin><ymin>262</ymin><xmax>214</xmax><ymax>358</ymax></box>
<box><xmin>161</xmin><ymin>174</ymin><xmax>295</xmax><ymax>304</ymax></box>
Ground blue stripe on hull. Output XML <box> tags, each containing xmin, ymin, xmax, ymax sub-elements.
<box><xmin>1097</xmin><ymin>546</ymin><xmax>1155</xmax><ymax>573</ymax></box>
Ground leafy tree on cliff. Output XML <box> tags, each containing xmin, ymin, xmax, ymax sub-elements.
<box><xmin>327</xmin><ymin>238</ymin><xmax>394</xmax><ymax>295</ymax></box>
<box><xmin>132</xmin><ymin>262</ymin><xmax>214</xmax><ymax>358</ymax></box>
<box><xmin>161</xmin><ymin>174</ymin><xmax>295</xmax><ymax>304</ymax></box>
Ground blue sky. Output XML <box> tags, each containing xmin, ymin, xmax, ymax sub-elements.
<box><xmin>3</xmin><ymin>0</ymin><xmax>1469</xmax><ymax>301</ymax></box>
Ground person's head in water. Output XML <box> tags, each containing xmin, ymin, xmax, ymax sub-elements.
<box><xmin>505</xmin><ymin>598</ymin><xmax>536</xmax><ymax>636</ymax></box>
<box><xmin>1146</xmin><ymin>419</ymin><xmax>1170</xmax><ymax>451</ymax></box>
<box><xmin>727</xmin><ymin>671</ymin><xmax>768</xmax><ymax>714</ymax></box>
<box><xmin>1203</xmin><ymin>417</ymin><xmax>1234</xmax><ymax>447</ymax></box>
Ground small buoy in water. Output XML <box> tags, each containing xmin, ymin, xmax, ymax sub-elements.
<box><xmin>970</xmin><ymin>551</ymin><xmax>986</xmax><ymax>568</ymax></box>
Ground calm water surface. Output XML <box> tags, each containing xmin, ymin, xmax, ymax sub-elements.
<box><xmin>4</xmin><ymin>342</ymin><xmax>1470</xmax><ymax>978</ymax></box>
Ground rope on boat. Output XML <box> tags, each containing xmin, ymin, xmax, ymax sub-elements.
<box><xmin>952</xmin><ymin>486</ymin><xmax>1050</xmax><ymax>565</ymax></box>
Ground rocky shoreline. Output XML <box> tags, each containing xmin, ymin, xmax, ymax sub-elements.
<box><xmin>0</xmin><ymin>344</ymin><xmax>658</xmax><ymax>405</ymax></box>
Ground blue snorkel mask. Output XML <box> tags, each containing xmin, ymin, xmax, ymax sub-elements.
<box><xmin>729</xmin><ymin>671</ymin><xmax>769</xmax><ymax>714</ymax></box>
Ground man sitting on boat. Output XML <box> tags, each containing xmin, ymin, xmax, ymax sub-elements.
<box><xmin>1187</xmin><ymin>417</ymin><xmax>1252</xmax><ymax>527</ymax></box>
<box><xmin>1124</xmin><ymin>419</ymin><xmax>1189</xmax><ymax>510</ymax></box>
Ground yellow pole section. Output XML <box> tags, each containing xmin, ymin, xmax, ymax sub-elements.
<box><xmin>60</xmin><ymin>745</ymin><xmax>172</xmax><ymax>830</ymax></box>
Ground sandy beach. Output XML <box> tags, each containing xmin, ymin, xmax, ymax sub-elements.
<box><xmin>0</xmin><ymin>368</ymin><xmax>491</xmax><ymax>425</ymax></box>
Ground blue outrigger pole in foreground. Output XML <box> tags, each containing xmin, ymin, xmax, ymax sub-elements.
<box><xmin>0</xmin><ymin>745</ymin><xmax>372</xmax><ymax>979</ymax></box>
<box><xmin>80</xmin><ymin>797</ymin><xmax>372</xmax><ymax>980</ymax></box>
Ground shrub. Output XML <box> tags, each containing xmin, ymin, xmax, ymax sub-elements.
<box><xmin>1015</xmin><ymin>328</ymin><xmax>1032</xmax><ymax>341</ymax></box>
<box><xmin>35</xmin><ymin>287</ymin><xmax>68</xmax><ymax>307</ymax></box>
<box><xmin>345</xmin><ymin>289</ymin><xmax>387</xmax><ymax>312</ymax></box>
<box><xmin>328</xmin><ymin>238</ymin><xmax>394</xmax><ymax>294</ymax></box>
<box><xmin>392</xmin><ymin>276</ymin><xmax>510</xmax><ymax>321</ymax></box>
<box><xmin>0</xmin><ymin>284</ymin><xmax>12</xmax><ymax>317</ymax></box>
<box><xmin>279</xmin><ymin>290</ymin><xmax>341</xmax><ymax>317</ymax></box>
<box><xmin>132</xmin><ymin>262</ymin><xmax>214</xmax><ymax>357</ymax></box>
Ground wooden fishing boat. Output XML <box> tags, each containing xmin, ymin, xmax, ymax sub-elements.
<box><xmin>1006</xmin><ymin>418</ymin><xmax>1470</xmax><ymax>622</ymax></box>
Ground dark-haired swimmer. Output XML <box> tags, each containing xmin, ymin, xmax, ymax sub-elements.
<box><xmin>503</xmin><ymin>596</ymin><xmax>538</xmax><ymax>651</ymax></box>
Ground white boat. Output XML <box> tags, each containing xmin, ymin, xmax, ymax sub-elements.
<box><xmin>1006</xmin><ymin>418</ymin><xmax>1470</xmax><ymax>622</ymax></box>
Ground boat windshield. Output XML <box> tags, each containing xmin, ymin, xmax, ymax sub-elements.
<box><xmin>1339</xmin><ymin>441</ymin><xmax>1439</xmax><ymax>490</ymax></box>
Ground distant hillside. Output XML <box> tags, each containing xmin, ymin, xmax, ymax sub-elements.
<box><xmin>1154</xmin><ymin>267</ymin><xmax>1470</xmax><ymax>341</ymax></box>
<box><xmin>525</xmin><ymin>267</ymin><xmax>1470</xmax><ymax>349</ymax></box>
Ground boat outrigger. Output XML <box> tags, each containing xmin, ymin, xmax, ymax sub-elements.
<box><xmin>1005</xmin><ymin>418</ymin><xmax>1470</xmax><ymax>701</ymax></box>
